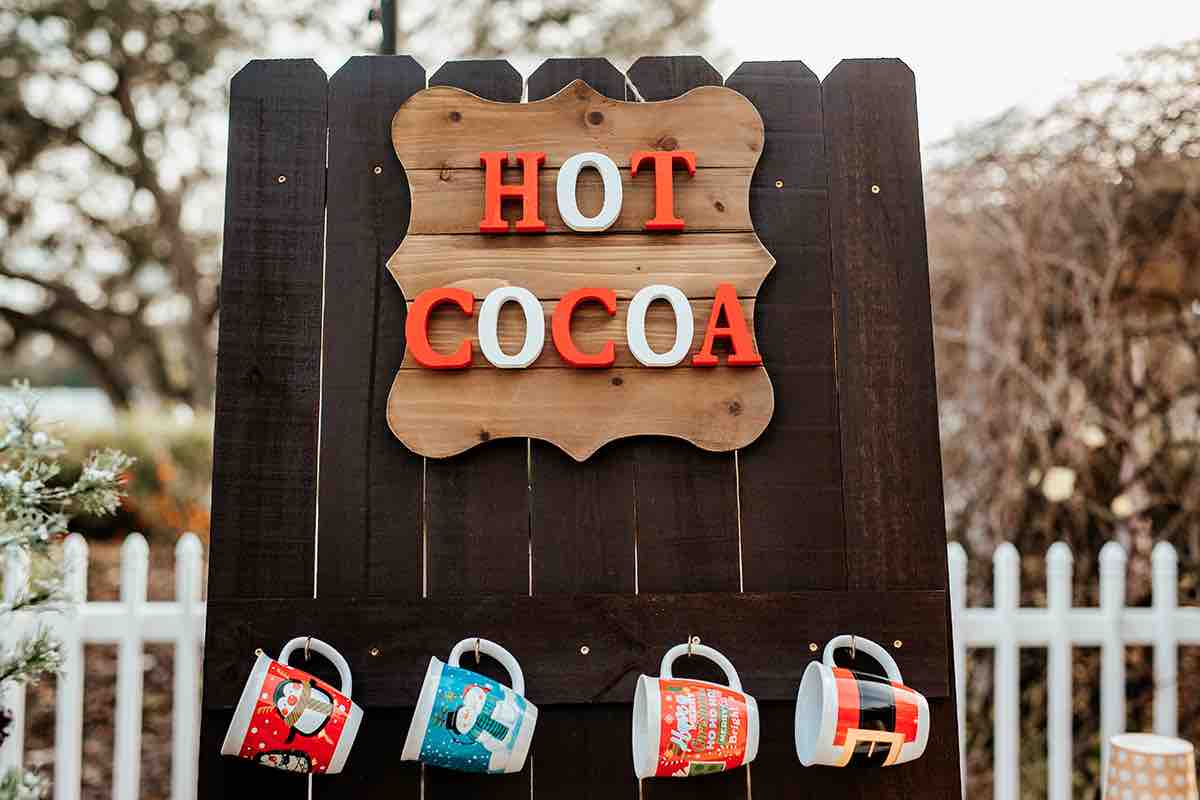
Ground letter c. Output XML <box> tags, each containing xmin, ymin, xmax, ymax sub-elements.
<box><xmin>406</xmin><ymin>287</ymin><xmax>474</xmax><ymax>369</ymax></box>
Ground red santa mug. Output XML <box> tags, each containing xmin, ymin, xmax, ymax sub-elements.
<box><xmin>632</xmin><ymin>641</ymin><xmax>759</xmax><ymax>779</ymax></box>
<box><xmin>794</xmin><ymin>635</ymin><xmax>929</xmax><ymax>768</ymax></box>
<box><xmin>221</xmin><ymin>637</ymin><xmax>363</xmax><ymax>775</ymax></box>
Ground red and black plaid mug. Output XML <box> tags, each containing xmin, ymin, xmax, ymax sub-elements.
<box><xmin>794</xmin><ymin>635</ymin><xmax>929</xmax><ymax>768</ymax></box>
<box><xmin>221</xmin><ymin>637</ymin><xmax>363</xmax><ymax>775</ymax></box>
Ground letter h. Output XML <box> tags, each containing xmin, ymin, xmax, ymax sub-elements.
<box><xmin>479</xmin><ymin>151</ymin><xmax>547</xmax><ymax>233</ymax></box>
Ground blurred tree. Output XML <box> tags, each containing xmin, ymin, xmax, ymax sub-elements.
<box><xmin>0</xmin><ymin>0</ymin><xmax>718</xmax><ymax>409</ymax></box>
<box><xmin>928</xmin><ymin>39</ymin><xmax>1200</xmax><ymax>798</ymax></box>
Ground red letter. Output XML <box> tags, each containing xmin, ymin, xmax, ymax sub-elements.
<box><xmin>552</xmin><ymin>288</ymin><xmax>617</xmax><ymax>368</ymax></box>
<box><xmin>630</xmin><ymin>150</ymin><xmax>697</xmax><ymax>231</ymax></box>
<box><xmin>479</xmin><ymin>151</ymin><xmax>547</xmax><ymax>233</ymax></box>
<box><xmin>692</xmin><ymin>283</ymin><xmax>762</xmax><ymax>367</ymax></box>
<box><xmin>406</xmin><ymin>287</ymin><xmax>474</xmax><ymax>369</ymax></box>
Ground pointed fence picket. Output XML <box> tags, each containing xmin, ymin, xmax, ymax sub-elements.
<box><xmin>2</xmin><ymin>534</ymin><xmax>1199</xmax><ymax>800</ymax></box>
<box><xmin>0</xmin><ymin>533</ymin><xmax>204</xmax><ymax>800</ymax></box>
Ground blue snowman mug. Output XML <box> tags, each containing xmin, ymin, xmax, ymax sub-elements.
<box><xmin>401</xmin><ymin>637</ymin><xmax>537</xmax><ymax>774</ymax></box>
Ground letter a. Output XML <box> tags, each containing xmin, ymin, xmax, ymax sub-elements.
<box><xmin>692</xmin><ymin>283</ymin><xmax>762</xmax><ymax>366</ymax></box>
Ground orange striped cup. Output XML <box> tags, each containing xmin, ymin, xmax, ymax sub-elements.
<box><xmin>794</xmin><ymin>635</ymin><xmax>929</xmax><ymax>767</ymax></box>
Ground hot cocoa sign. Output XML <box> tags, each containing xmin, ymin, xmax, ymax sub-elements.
<box><xmin>387</xmin><ymin>80</ymin><xmax>774</xmax><ymax>460</ymax></box>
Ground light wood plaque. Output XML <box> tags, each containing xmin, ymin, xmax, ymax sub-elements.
<box><xmin>386</xmin><ymin>80</ymin><xmax>775</xmax><ymax>461</ymax></box>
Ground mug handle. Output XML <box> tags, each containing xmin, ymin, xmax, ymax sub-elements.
<box><xmin>660</xmin><ymin>643</ymin><xmax>743</xmax><ymax>692</ymax></box>
<box><xmin>278</xmin><ymin>637</ymin><xmax>354</xmax><ymax>698</ymax></box>
<box><xmin>822</xmin><ymin>635</ymin><xmax>903</xmax><ymax>683</ymax></box>
<box><xmin>448</xmin><ymin>638</ymin><xmax>525</xmax><ymax>696</ymax></box>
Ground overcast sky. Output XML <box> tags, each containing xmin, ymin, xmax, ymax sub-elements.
<box><xmin>709</xmin><ymin>0</ymin><xmax>1196</xmax><ymax>146</ymax></box>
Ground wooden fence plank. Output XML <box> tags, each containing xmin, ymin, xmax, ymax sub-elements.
<box><xmin>319</xmin><ymin>54</ymin><xmax>425</xmax><ymax>601</ymax></box>
<box><xmin>312</xmin><ymin>54</ymin><xmax>427</xmax><ymax>800</ymax></box>
<box><xmin>421</xmin><ymin>59</ymin><xmax>532</xmax><ymax>800</ymax></box>
<box><xmin>625</xmin><ymin>55</ymin><xmax>741</xmax><ymax>607</ymax></box>
<box><xmin>625</xmin><ymin>54</ymin><xmax>748</xmax><ymax>800</ymax></box>
<box><xmin>203</xmin><ymin>590</ymin><xmax>950</xmax><ymax>706</ymax></box>
<box><xmin>392</xmin><ymin>81</ymin><xmax>760</xmax><ymax>169</ymax></box>
<box><xmin>722</xmin><ymin>59</ymin><xmax>849</xmax><ymax>799</ymax></box>
<box><xmin>387</xmin><ymin>232</ymin><xmax>772</xmax><ymax>299</ymax></box>
<box><xmin>198</xmin><ymin>58</ymin><xmax>328</xmax><ymax>800</ymax></box>
<box><xmin>524</xmin><ymin>55</ymin><xmax>638</xmax><ymax>800</ymax></box>
<box><xmin>824</xmin><ymin>58</ymin><xmax>961</xmax><ymax>800</ymax></box>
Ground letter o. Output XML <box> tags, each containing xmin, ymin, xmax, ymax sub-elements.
<box><xmin>556</xmin><ymin>152</ymin><xmax>623</xmax><ymax>233</ymax></box>
<box><xmin>626</xmin><ymin>285</ymin><xmax>693</xmax><ymax>367</ymax></box>
<box><xmin>478</xmin><ymin>287</ymin><xmax>545</xmax><ymax>368</ymax></box>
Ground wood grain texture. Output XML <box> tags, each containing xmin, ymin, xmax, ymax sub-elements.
<box><xmin>521</xmin><ymin>59</ymin><xmax>637</xmax><ymax>800</ymax></box>
<box><xmin>625</xmin><ymin>55</ymin><xmax>746</xmax><ymax>800</ymax></box>
<box><xmin>729</xmin><ymin>61</ymin><xmax>845</xmax><ymax>595</ymax></box>
<box><xmin>391</xmin><ymin>80</ymin><xmax>763</xmax><ymax>169</ymax></box>
<box><xmin>198</xmin><ymin>58</ymin><xmax>328</xmax><ymax>800</ymax></box>
<box><xmin>825</xmin><ymin>59</ymin><xmax>948</xmax><ymax>593</ymax></box>
<box><xmin>398</xmin><ymin>297</ymin><xmax>756</xmax><ymax>370</ymax></box>
<box><xmin>388</xmin><ymin>232</ymin><xmax>773</xmax><ymax>300</ymax></box>
<box><xmin>823</xmin><ymin>58</ymin><xmax>961</xmax><ymax>800</ymax></box>
<box><xmin>406</xmin><ymin>166</ymin><xmax>753</xmax><ymax>234</ymax></box>
<box><xmin>388</xmin><ymin>366</ymin><xmax>772</xmax><ymax>460</ymax></box>
<box><xmin>202</xmin><ymin>591</ymin><xmax>951</xmax><ymax>707</ymax></box>
<box><xmin>430</xmin><ymin>59</ymin><xmax>522</xmax><ymax>101</ymax></box>
<box><xmin>313</xmin><ymin>55</ymin><xmax>427</xmax><ymax>800</ymax></box>
<box><xmin>386</xmin><ymin>75</ymin><xmax>775</xmax><ymax>462</ymax></box>
<box><xmin>722</xmin><ymin>60</ymin><xmax>848</xmax><ymax>800</ymax></box>
<box><xmin>319</xmin><ymin>55</ymin><xmax>425</xmax><ymax>599</ymax></box>
<box><xmin>523</xmin><ymin>59</ymin><xmax>638</xmax><ymax>800</ymax></box>
<box><xmin>418</xmin><ymin>60</ymin><xmax>532</xmax><ymax>800</ymax></box>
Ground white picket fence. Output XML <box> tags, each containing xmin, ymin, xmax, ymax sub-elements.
<box><xmin>950</xmin><ymin>540</ymin><xmax>1200</xmax><ymax>800</ymax></box>
<box><xmin>0</xmin><ymin>533</ymin><xmax>204</xmax><ymax>800</ymax></box>
<box><xmin>1</xmin><ymin>535</ymin><xmax>1198</xmax><ymax>799</ymax></box>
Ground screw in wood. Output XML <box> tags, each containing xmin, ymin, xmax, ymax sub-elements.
<box><xmin>579</xmin><ymin>645</ymin><xmax>590</xmax><ymax>655</ymax></box>
<box><xmin>373</xmin><ymin>166</ymin><xmax>382</xmax><ymax>175</ymax></box>
<box><xmin>369</xmin><ymin>647</ymin><xmax>380</xmax><ymax>656</ymax></box>
<box><xmin>774</xmin><ymin>179</ymin><xmax>784</xmax><ymax>189</ymax></box>
<box><xmin>808</xmin><ymin>642</ymin><xmax>818</xmax><ymax>652</ymax></box>
<box><xmin>893</xmin><ymin>639</ymin><xmax>903</xmax><ymax>648</ymax></box>
<box><xmin>277</xmin><ymin>175</ymin><xmax>287</xmax><ymax>184</ymax></box>
<box><xmin>871</xmin><ymin>184</ymin><xmax>881</xmax><ymax>194</ymax></box>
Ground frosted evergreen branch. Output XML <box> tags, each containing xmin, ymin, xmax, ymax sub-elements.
<box><xmin>0</xmin><ymin>628</ymin><xmax>62</xmax><ymax>687</ymax></box>
<box><xmin>0</xmin><ymin>768</ymin><xmax>49</xmax><ymax>800</ymax></box>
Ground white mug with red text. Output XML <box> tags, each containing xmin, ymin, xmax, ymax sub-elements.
<box><xmin>632</xmin><ymin>642</ymin><xmax>759</xmax><ymax>778</ymax></box>
<box><xmin>221</xmin><ymin>637</ymin><xmax>363</xmax><ymax>775</ymax></box>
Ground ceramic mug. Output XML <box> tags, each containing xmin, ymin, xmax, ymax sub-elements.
<box><xmin>402</xmin><ymin>637</ymin><xmax>537</xmax><ymax>774</ymax></box>
<box><xmin>794</xmin><ymin>635</ymin><xmax>930</xmax><ymax>768</ymax></box>
<box><xmin>632</xmin><ymin>642</ymin><xmax>760</xmax><ymax>779</ymax></box>
<box><xmin>221</xmin><ymin>637</ymin><xmax>362</xmax><ymax>775</ymax></box>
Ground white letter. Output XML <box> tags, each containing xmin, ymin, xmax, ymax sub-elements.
<box><xmin>626</xmin><ymin>285</ymin><xmax>693</xmax><ymax>367</ymax></box>
<box><xmin>556</xmin><ymin>152</ymin><xmax>623</xmax><ymax>232</ymax></box>
<box><xmin>478</xmin><ymin>287</ymin><xmax>545</xmax><ymax>368</ymax></box>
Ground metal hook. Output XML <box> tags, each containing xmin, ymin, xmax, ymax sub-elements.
<box><xmin>687</xmin><ymin>635</ymin><xmax>700</xmax><ymax>656</ymax></box>
<box><xmin>849</xmin><ymin>635</ymin><xmax>856</xmax><ymax>661</ymax></box>
<box><xmin>304</xmin><ymin>637</ymin><xmax>312</xmax><ymax>661</ymax></box>
<box><xmin>474</xmin><ymin>637</ymin><xmax>481</xmax><ymax>665</ymax></box>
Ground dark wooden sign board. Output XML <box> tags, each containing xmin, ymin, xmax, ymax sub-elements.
<box><xmin>198</xmin><ymin>55</ymin><xmax>961</xmax><ymax>800</ymax></box>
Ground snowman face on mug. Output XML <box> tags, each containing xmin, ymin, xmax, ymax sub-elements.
<box><xmin>450</xmin><ymin>685</ymin><xmax>489</xmax><ymax>735</ymax></box>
